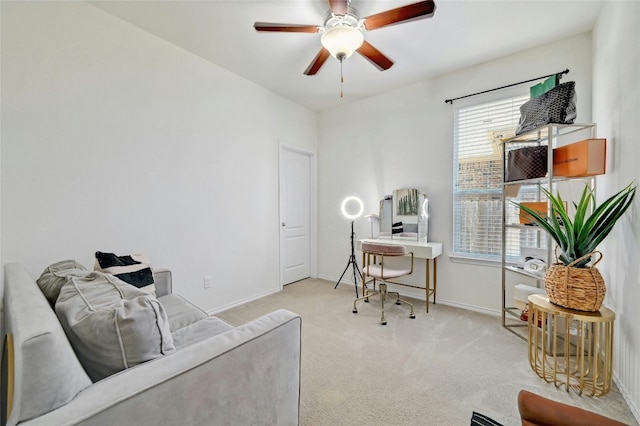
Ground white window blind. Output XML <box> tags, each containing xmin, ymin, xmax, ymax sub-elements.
<box><xmin>452</xmin><ymin>94</ymin><xmax>530</xmax><ymax>261</ymax></box>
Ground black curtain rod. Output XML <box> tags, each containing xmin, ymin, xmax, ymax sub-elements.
<box><xmin>444</xmin><ymin>69</ymin><xmax>570</xmax><ymax>104</ymax></box>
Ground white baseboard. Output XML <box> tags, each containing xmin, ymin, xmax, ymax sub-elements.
<box><xmin>613</xmin><ymin>363</ymin><xmax>640</xmax><ymax>424</ymax></box>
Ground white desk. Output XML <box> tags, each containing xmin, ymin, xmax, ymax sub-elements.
<box><xmin>357</xmin><ymin>238</ymin><xmax>443</xmax><ymax>312</ymax></box>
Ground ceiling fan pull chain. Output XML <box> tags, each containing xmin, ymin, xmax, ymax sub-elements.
<box><xmin>340</xmin><ymin>57</ymin><xmax>344</xmax><ymax>98</ymax></box>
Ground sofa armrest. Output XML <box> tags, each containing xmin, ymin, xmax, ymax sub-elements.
<box><xmin>152</xmin><ymin>268</ymin><xmax>172</xmax><ymax>297</ymax></box>
<box><xmin>518</xmin><ymin>390</ymin><xmax>627</xmax><ymax>426</ymax></box>
<box><xmin>21</xmin><ymin>309</ymin><xmax>301</xmax><ymax>426</ymax></box>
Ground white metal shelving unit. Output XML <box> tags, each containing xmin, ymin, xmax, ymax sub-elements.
<box><xmin>500</xmin><ymin>123</ymin><xmax>597</xmax><ymax>340</ymax></box>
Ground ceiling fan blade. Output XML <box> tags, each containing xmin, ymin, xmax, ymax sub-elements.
<box><xmin>254</xmin><ymin>22</ymin><xmax>320</xmax><ymax>33</ymax></box>
<box><xmin>328</xmin><ymin>0</ymin><xmax>348</xmax><ymax>16</ymax></box>
<box><xmin>362</xmin><ymin>0</ymin><xmax>436</xmax><ymax>31</ymax></box>
<box><xmin>356</xmin><ymin>41</ymin><xmax>394</xmax><ymax>71</ymax></box>
<box><xmin>304</xmin><ymin>48</ymin><xmax>331</xmax><ymax>75</ymax></box>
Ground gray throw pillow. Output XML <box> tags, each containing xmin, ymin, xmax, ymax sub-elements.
<box><xmin>55</xmin><ymin>271</ymin><xmax>175</xmax><ymax>382</ymax></box>
<box><xmin>37</xmin><ymin>259</ymin><xmax>89</xmax><ymax>303</ymax></box>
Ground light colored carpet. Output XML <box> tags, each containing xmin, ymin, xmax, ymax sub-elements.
<box><xmin>216</xmin><ymin>278</ymin><xmax>638</xmax><ymax>425</ymax></box>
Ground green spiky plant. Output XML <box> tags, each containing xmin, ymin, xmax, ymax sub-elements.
<box><xmin>516</xmin><ymin>182</ymin><xmax>636</xmax><ymax>268</ymax></box>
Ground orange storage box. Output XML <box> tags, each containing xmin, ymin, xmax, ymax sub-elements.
<box><xmin>553</xmin><ymin>138</ymin><xmax>606</xmax><ymax>177</ymax></box>
<box><xmin>519</xmin><ymin>202</ymin><xmax>548</xmax><ymax>224</ymax></box>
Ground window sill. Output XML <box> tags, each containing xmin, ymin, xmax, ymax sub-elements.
<box><xmin>448</xmin><ymin>254</ymin><xmax>502</xmax><ymax>268</ymax></box>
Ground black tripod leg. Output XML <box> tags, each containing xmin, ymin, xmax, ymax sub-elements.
<box><xmin>335</xmin><ymin>220</ymin><xmax>360</xmax><ymax>297</ymax></box>
<box><xmin>350</xmin><ymin>255</ymin><xmax>362</xmax><ymax>297</ymax></box>
<box><xmin>353</xmin><ymin>257</ymin><xmax>362</xmax><ymax>277</ymax></box>
<box><xmin>335</xmin><ymin>260</ymin><xmax>351</xmax><ymax>289</ymax></box>
<box><xmin>335</xmin><ymin>258</ymin><xmax>360</xmax><ymax>298</ymax></box>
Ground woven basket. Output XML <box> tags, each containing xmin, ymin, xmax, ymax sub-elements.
<box><xmin>544</xmin><ymin>251</ymin><xmax>605</xmax><ymax>312</ymax></box>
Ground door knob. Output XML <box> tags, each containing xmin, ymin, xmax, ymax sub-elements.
<box><xmin>282</xmin><ymin>222</ymin><xmax>286</xmax><ymax>227</ymax></box>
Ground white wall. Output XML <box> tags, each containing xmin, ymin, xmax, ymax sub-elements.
<box><xmin>593</xmin><ymin>2</ymin><xmax>640</xmax><ymax>420</ymax></box>
<box><xmin>318</xmin><ymin>33</ymin><xmax>593</xmax><ymax>313</ymax></box>
<box><xmin>0</xmin><ymin>1</ymin><xmax>317</xmax><ymax>312</ymax></box>
<box><xmin>1</xmin><ymin>0</ymin><xmax>638</xmax><ymax>421</ymax></box>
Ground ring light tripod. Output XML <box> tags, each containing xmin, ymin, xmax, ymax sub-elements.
<box><xmin>335</xmin><ymin>196</ymin><xmax>364</xmax><ymax>297</ymax></box>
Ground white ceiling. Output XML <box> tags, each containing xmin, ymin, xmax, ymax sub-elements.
<box><xmin>89</xmin><ymin>0</ymin><xmax>604</xmax><ymax>112</ymax></box>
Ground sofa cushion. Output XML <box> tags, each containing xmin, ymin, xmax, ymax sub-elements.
<box><xmin>171</xmin><ymin>317</ymin><xmax>235</xmax><ymax>349</ymax></box>
<box><xmin>94</xmin><ymin>251</ymin><xmax>155</xmax><ymax>295</ymax></box>
<box><xmin>158</xmin><ymin>294</ymin><xmax>209</xmax><ymax>332</ymax></box>
<box><xmin>55</xmin><ymin>272</ymin><xmax>175</xmax><ymax>382</ymax></box>
<box><xmin>36</xmin><ymin>259</ymin><xmax>88</xmax><ymax>303</ymax></box>
<box><xmin>157</xmin><ymin>294</ymin><xmax>234</xmax><ymax>349</ymax></box>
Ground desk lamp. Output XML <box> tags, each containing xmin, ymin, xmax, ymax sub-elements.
<box><xmin>364</xmin><ymin>213</ymin><xmax>379</xmax><ymax>238</ymax></box>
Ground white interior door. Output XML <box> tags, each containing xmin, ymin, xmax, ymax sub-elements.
<box><xmin>280</xmin><ymin>148</ymin><xmax>311</xmax><ymax>285</ymax></box>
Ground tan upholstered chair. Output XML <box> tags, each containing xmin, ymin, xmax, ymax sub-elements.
<box><xmin>517</xmin><ymin>390</ymin><xmax>626</xmax><ymax>426</ymax></box>
<box><xmin>352</xmin><ymin>242</ymin><xmax>414</xmax><ymax>325</ymax></box>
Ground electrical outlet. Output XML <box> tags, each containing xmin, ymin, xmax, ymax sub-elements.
<box><xmin>204</xmin><ymin>276</ymin><xmax>212</xmax><ymax>289</ymax></box>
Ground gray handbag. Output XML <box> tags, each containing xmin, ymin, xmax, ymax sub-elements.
<box><xmin>516</xmin><ymin>81</ymin><xmax>576</xmax><ymax>135</ymax></box>
<box><xmin>505</xmin><ymin>145</ymin><xmax>548</xmax><ymax>182</ymax></box>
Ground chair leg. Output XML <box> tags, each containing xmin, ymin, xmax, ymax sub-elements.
<box><xmin>365</xmin><ymin>278</ymin><xmax>376</xmax><ymax>303</ymax></box>
<box><xmin>353</xmin><ymin>289</ymin><xmax>378</xmax><ymax>314</ymax></box>
<box><xmin>360</xmin><ymin>278</ymin><xmax>375</xmax><ymax>303</ymax></box>
<box><xmin>401</xmin><ymin>298</ymin><xmax>416</xmax><ymax>319</ymax></box>
<box><xmin>380</xmin><ymin>283</ymin><xmax>387</xmax><ymax>325</ymax></box>
<box><xmin>353</xmin><ymin>282</ymin><xmax>415</xmax><ymax>323</ymax></box>
<box><xmin>388</xmin><ymin>290</ymin><xmax>416</xmax><ymax>319</ymax></box>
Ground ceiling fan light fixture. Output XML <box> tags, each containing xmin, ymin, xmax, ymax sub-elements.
<box><xmin>321</xmin><ymin>26</ymin><xmax>364</xmax><ymax>60</ymax></box>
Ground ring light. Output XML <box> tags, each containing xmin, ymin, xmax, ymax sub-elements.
<box><xmin>341</xmin><ymin>196</ymin><xmax>364</xmax><ymax>220</ymax></box>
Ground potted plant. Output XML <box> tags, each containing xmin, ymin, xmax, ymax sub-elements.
<box><xmin>516</xmin><ymin>182</ymin><xmax>636</xmax><ymax>311</ymax></box>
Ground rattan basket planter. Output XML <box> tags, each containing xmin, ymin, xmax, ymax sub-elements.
<box><xmin>544</xmin><ymin>251</ymin><xmax>605</xmax><ymax>312</ymax></box>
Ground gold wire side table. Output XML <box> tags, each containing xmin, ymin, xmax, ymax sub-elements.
<box><xmin>527</xmin><ymin>294</ymin><xmax>615</xmax><ymax>397</ymax></box>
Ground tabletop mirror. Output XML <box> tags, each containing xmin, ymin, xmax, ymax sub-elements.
<box><xmin>379</xmin><ymin>188</ymin><xmax>428</xmax><ymax>241</ymax></box>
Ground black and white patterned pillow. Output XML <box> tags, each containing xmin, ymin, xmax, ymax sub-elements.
<box><xmin>94</xmin><ymin>251</ymin><xmax>155</xmax><ymax>296</ymax></box>
<box><xmin>470</xmin><ymin>411</ymin><xmax>503</xmax><ymax>426</ymax></box>
<box><xmin>392</xmin><ymin>221</ymin><xmax>404</xmax><ymax>234</ymax></box>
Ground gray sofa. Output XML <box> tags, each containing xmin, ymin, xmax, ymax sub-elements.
<box><xmin>1</xmin><ymin>262</ymin><xmax>301</xmax><ymax>425</ymax></box>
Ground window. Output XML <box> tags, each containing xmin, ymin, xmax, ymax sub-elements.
<box><xmin>452</xmin><ymin>94</ymin><xmax>530</xmax><ymax>262</ymax></box>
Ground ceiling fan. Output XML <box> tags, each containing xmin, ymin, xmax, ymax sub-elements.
<box><xmin>254</xmin><ymin>0</ymin><xmax>436</xmax><ymax>76</ymax></box>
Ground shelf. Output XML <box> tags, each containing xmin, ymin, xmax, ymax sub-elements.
<box><xmin>501</xmin><ymin>123</ymin><xmax>598</xmax><ymax>335</ymax></box>
<box><xmin>505</xmin><ymin>306</ymin><xmax>525</xmax><ymax>320</ymax></box>
<box><xmin>503</xmin><ymin>175</ymin><xmax>578</xmax><ymax>187</ymax></box>
<box><xmin>505</xmin><ymin>223</ymin><xmax>544</xmax><ymax>230</ymax></box>
<box><xmin>500</xmin><ymin>123</ymin><xmax>596</xmax><ymax>145</ymax></box>
<box><xmin>505</xmin><ymin>265</ymin><xmax>545</xmax><ymax>280</ymax></box>
<box><xmin>503</xmin><ymin>306</ymin><xmax>528</xmax><ymax>341</ymax></box>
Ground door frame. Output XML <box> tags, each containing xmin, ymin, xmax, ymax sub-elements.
<box><xmin>279</xmin><ymin>143</ymin><xmax>317</xmax><ymax>286</ymax></box>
